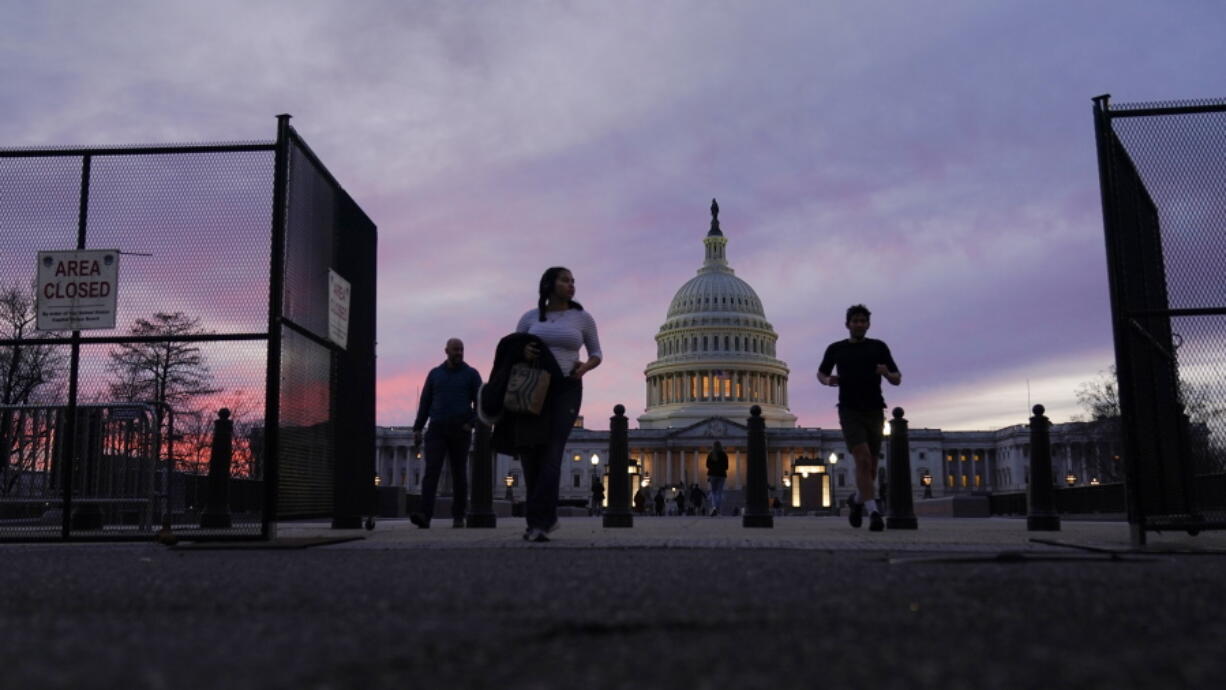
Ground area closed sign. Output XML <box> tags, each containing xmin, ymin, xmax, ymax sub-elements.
<box><xmin>36</xmin><ymin>249</ymin><xmax>120</xmax><ymax>331</ymax></box>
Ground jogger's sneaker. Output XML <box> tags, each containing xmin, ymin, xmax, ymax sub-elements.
<box><xmin>545</xmin><ymin>521</ymin><xmax>560</xmax><ymax>534</ymax></box>
<box><xmin>869</xmin><ymin>511</ymin><xmax>884</xmax><ymax>532</ymax></box>
<box><xmin>525</xmin><ymin>528</ymin><xmax>549</xmax><ymax>542</ymax></box>
<box><xmin>848</xmin><ymin>499</ymin><xmax>864</xmax><ymax>528</ymax></box>
<box><xmin>409</xmin><ymin>513</ymin><xmax>429</xmax><ymax>529</ymax></box>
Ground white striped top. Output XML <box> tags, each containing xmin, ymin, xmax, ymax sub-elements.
<box><xmin>516</xmin><ymin>308</ymin><xmax>603</xmax><ymax>376</ymax></box>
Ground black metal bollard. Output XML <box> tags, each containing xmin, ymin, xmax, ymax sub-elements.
<box><xmin>603</xmin><ymin>405</ymin><xmax>634</xmax><ymax>527</ymax></box>
<box><xmin>886</xmin><ymin>407</ymin><xmax>918</xmax><ymax>529</ymax></box>
<box><xmin>200</xmin><ymin>408</ymin><xmax>233</xmax><ymax>529</ymax></box>
<box><xmin>466</xmin><ymin>421</ymin><xmax>497</xmax><ymax>528</ymax></box>
<box><xmin>742</xmin><ymin>406</ymin><xmax>773</xmax><ymax>528</ymax></box>
<box><xmin>1027</xmin><ymin>404</ymin><xmax>1061</xmax><ymax>531</ymax></box>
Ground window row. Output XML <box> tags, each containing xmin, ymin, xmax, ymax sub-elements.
<box><xmin>672</xmin><ymin>294</ymin><xmax>760</xmax><ymax>313</ymax></box>
<box><xmin>657</xmin><ymin>333</ymin><xmax>776</xmax><ymax>358</ymax></box>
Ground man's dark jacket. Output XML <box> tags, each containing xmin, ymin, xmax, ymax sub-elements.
<box><xmin>481</xmin><ymin>332</ymin><xmax>566</xmax><ymax>455</ymax></box>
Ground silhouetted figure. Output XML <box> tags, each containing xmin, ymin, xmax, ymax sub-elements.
<box><xmin>689</xmin><ymin>483</ymin><xmax>705</xmax><ymax>516</ymax></box>
<box><xmin>674</xmin><ymin>487</ymin><xmax>687</xmax><ymax>516</ymax></box>
<box><xmin>654</xmin><ymin>489</ymin><xmax>665</xmax><ymax>516</ymax></box>
<box><xmin>817</xmin><ymin>304</ymin><xmax>901</xmax><ymax>533</ymax></box>
<box><xmin>706</xmin><ymin>440</ymin><xmax>729</xmax><ymax>516</ymax></box>
<box><xmin>591</xmin><ymin>479</ymin><xmax>605</xmax><ymax>516</ymax></box>
<box><xmin>412</xmin><ymin>338</ymin><xmax>482</xmax><ymax>529</ymax></box>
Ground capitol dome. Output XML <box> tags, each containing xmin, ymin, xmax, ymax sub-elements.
<box><xmin>638</xmin><ymin>200</ymin><xmax>797</xmax><ymax>429</ymax></box>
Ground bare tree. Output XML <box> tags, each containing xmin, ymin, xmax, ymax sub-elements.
<box><xmin>1180</xmin><ymin>380</ymin><xmax>1226</xmax><ymax>474</ymax></box>
<box><xmin>1073</xmin><ymin>367</ymin><xmax>1124</xmax><ymax>482</ymax></box>
<box><xmin>0</xmin><ymin>283</ymin><xmax>66</xmax><ymax>406</ymax></box>
<box><xmin>105</xmin><ymin>312</ymin><xmax>221</xmax><ymax>413</ymax></box>
<box><xmin>1075</xmin><ymin>366</ymin><xmax>1120</xmax><ymax>421</ymax></box>
<box><xmin>1076</xmin><ymin>365</ymin><xmax>1225</xmax><ymax>476</ymax></box>
<box><xmin>1</xmin><ymin>284</ymin><xmax>66</xmax><ymax>495</ymax></box>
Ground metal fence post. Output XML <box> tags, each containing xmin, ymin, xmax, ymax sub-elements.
<box><xmin>200</xmin><ymin>409</ymin><xmax>234</xmax><ymax>529</ymax></box>
<box><xmin>603</xmin><ymin>405</ymin><xmax>633</xmax><ymax>527</ymax></box>
<box><xmin>886</xmin><ymin>407</ymin><xmax>918</xmax><ymax>529</ymax></box>
<box><xmin>466</xmin><ymin>422</ymin><xmax>496</xmax><ymax>528</ymax></box>
<box><xmin>743</xmin><ymin>405</ymin><xmax>773</xmax><ymax>528</ymax></box>
<box><xmin>1027</xmin><ymin>404</ymin><xmax>1061</xmax><ymax>531</ymax></box>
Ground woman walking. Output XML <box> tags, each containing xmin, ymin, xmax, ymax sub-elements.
<box><xmin>515</xmin><ymin>267</ymin><xmax>602</xmax><ymax>542</ymax></box>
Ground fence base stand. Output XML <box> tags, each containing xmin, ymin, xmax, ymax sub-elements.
<box><xmin>1027</xmin><ymin>515</ymin><xmax>1061</xmax><ymax>531</ymax></box>
<box><xmin>332</xmin><ymin>516</ymin><xmax>362</xmax><ymax>529</ymax></box>
<box><xmin>156</xmin><ymin>520</ymin><xmax>178</xmax><ymax>546</ymax></box>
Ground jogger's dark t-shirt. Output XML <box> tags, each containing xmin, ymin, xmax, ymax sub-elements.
<box><xmin>818</xmin><ymin>338</ymin><xmax>898</xmax><ymax>410</ymax></box>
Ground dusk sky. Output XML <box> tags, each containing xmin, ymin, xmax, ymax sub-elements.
<box><xmin>4</xmin><ymin>1</ymin><xmax>1225</xmax><ymax>431</ymax></box>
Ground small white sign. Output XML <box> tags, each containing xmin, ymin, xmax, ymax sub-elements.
<box><xmin>36</xmin><ymin>249</ymin><xmax>120</xmax><ymax>331</ymax></box>
<box><xmin>328</xmin><ymin>268</ymin><xmax>351</xmax><ymax>349</ymax></box>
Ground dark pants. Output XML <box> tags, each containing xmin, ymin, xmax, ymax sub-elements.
<box><xmin>421</xmin><ymin>423</ymin><xmax>471</xmax><ymax>521</ymax></box>
<box><xmin>520</xmin><ymin>378</ymin><xmax>581</xmax><ymax>530</ymax></box>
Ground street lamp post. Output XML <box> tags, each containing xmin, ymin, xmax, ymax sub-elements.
<box><xmin>504</xmin><ymin>473</ymin><xmax>515</xmax><ymax>502</ymax></box>
<box><xmin>1066</xmin><ymin>471</ymin><xmax>1077</xmax><ymax>487</ymax></box>
<box><xmin>921</xmin><ymin>473</ymin><xmax>933</xmax><ymax>499</ymax></box>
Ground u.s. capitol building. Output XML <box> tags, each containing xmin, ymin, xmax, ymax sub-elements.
<box><xmin>378</xmin><ymin>202</ymin><xmax>1119</xmax><ymax>510</ymax></box>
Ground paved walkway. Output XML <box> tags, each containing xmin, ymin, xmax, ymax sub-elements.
<box><xmin>5</xmin><ymin>515</ymin><xmax>1226</xmax><ymax>689</ymax></box>
<box><xmin>273</xmin><ymin>514</ymin><xmax>1226</xmax><ymax>553</ymax></box>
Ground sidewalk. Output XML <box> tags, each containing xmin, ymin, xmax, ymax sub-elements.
<box><xmin>271</xmin><ymin>514</ymin><xmax>1226</xmax><ymax>553</ymax></box>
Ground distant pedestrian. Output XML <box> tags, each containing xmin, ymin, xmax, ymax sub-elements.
<box><xmin>411</xmin><ymin>338</ymin><xmax>481</xmax><ymax>529</ymax></box>
<box><xmin>817</xmin><ymin>304</ymin><xmax>901</xmax><ymax>533</ymax></box>
<box><xmin>654</xmin><ymin>489</ymin><xmax>665</xmax><ymax>516</ymax></box>
<box><xmin>634</xmin><ymin>486</ymin><xmax>646</xmax><ymax>514</ymax></box>
<box><xmin>689</xmin><ymin>483</ymin><xmax>705</xmax><ymax>516</ymax></box>
<box><xmin>706</xmin><ymin>441</ymin><xmax>729</xmax><ymax>516</ymax></box>
<box><xmin>591</xmin><ymin>478</ymin><xmax>605</xmax><ymax>516</ymax></box>
<box><xmin>674</xmin><ymin>486</ymin><xmax>687</xmax><ymax>516</ymax></box>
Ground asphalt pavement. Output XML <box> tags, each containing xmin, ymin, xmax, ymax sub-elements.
<box><xmin>3</xmin><ymin>516</ymin><xmax>1224</xmax><ymax>690</ymax></box>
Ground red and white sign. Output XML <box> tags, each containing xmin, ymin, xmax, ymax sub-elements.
<box><xmin>36</xmin><ymin>249</ymin><xmax>120</xmax><ymax>331</ymax></box>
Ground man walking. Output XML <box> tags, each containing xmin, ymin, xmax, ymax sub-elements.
<box><xmin>817</xmin><ymin>305</ymin><xmax>901</xmax><ymax>532</ymax></box>
<box><xmin>411</xmin><ymin>338</ymin><xmax>482</xmax><ymax>528</ymax></box>
<box><xmin>706</xmin><ymin>440</ymin><xmax>728</xmax><ymax>516</ymax></box>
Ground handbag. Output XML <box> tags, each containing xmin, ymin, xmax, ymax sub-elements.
<box><xmin>504</xmin><ymin>361</ymin><xmax>551</xmax><ymax>415</ymax></box>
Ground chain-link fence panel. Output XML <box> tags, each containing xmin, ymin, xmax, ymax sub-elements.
<box><xmin>1</xmin><ymin>142</ymin><xmax>277</xmax><ymax>541</ymax></box>
<box><xmin>2</xmin><ymin>120</ymin><xmax>375</xmax><ymax>541</ymax></box>
<box><xmin>1095</xmin><ymin>96</ymin><xmax>1226</xmax><ymax>541</ymax></box>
